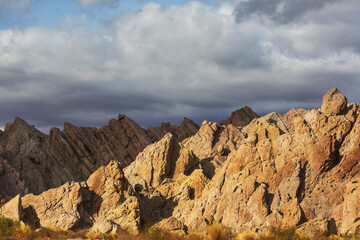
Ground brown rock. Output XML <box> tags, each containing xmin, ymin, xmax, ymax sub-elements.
<box><xmin>321</xmin><ymin>88</ymin><xmax>347</xmax><ymax>116</ymax></box>
<box><xmin>124</xmin><ymin>133</ymin><xmax>175</xmax><ymax>188</ymax></box>
<box><xmin>147</xmin><ymin>118</ymin><xmax>199</xmax><ymax>143</ymax></box>
<box><xmin>220</xmin><ymin>106</ymin><xmax>259</xmax><ymax>127</ymax></box>
<box><xmin>281</xmin><ymin>199</ymin><xmax>303</xmax><ymax>227</ymax></box>
<box><xmin>0</xmin><ymin>194</ymin><xmax>22</xmax><ymax>221</ymax></box>
<box><xmin>17</xmin><ymin>161</ymin><xmax>141</xmax><ymax>234</ymax></box>
<box><xmin>87</xmin><ymin>161</ymin><xmax>141</xmax><ymax>234</ymax></box>
<box><xmin>150</xmin><ymin>217</ymin><xmax>186</xmax><ymax>236</ymax></box>
<box><xmin>340</xmin><ymin>178</ymin><xmax>360</xmax><ymax>234</ymax></box>
<box><xmin>298</xmin><ymin>217</ymin><xmax>337</xmax><ymax>237</ymax></box>
<box><xmin>21</xmin><ymin>181</ymin><xmax>86</xmax><ymax>230</ymax></box>
<box><xmin>247</xmin><ymin>184</ymin><xmax>269</xmax><ymax>226</ymax></box>
<box><xmin>271</xmin><ymin>163</ymin><xmax>301</xmax><ymax>213</ymax></box>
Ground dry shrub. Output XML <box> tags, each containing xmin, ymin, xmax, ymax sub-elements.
<box><xmin>258</xmin><ymin>227</ymin><xmax>311</xmax><ymax>240</ymax></box>
<box><xmin>0</xmin><ymin>217</ymin><xmax>20</xmax><ymax>237</ymax></box>
<box><xmin>186</xmin><ymin>232</ymin><xmax>204</xmax><ymax>240</ymax></box>
<box><xmin>14</xmin><ymin>223</ymin><xmax>33</xmax><ymax>240</ymax></box>
<box><xmin>32</xmin><ymin>227</ymin><xmax>87</xmax><ymax>239</ymax></box>
<box><xmin>86</xmin><ymin>231</ymin><xmax>118</xmax><ymax>239</ymax></box>
<box><xmin>139</xmin><ymin>227</ymin><xmax>170</xmax><ymax>240</ymax></box>
<box><xmin>236</xmin><ymin>230</ymin><xmax>257</xmax><ymax>240</ymax></box>
<box><xmin>206</xmin><ymin>223</ymin><xmax>232</xmax><ymax>240</ymax></box>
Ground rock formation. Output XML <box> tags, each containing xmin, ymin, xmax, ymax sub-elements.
<box><xmin>2</xmin><ymin>161</ymin><xmax>141</xmax><ymax>234</ymax></box>
<box><xmin>0</xmin><ymin>115</ymin><xmax>199</xmax><ymax>201</ymax></box>
<box><xmin>2</xmin><ymin>87</ymin><xmax>360</xmax><ymax>236</ymax></box>
<box><xmin>220</xmin><ymin>106</ymin><xmax>260</xmax><ymax>127</ymax></box>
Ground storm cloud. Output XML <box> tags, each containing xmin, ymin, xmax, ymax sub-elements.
<box><xmin>0</xmin><ymin>1</ymin><xmax>360</xmax><ymax>132</ymax></box>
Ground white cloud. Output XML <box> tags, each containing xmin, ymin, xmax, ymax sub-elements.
<box><xmin>0</xmin><ymin>1</ymin><xmax>360</xmax><ymax>130</ymax></box>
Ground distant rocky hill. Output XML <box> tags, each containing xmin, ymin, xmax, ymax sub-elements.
<box><xmin>2</xmin><ymin>88</ymin><xmax>360</xmax><ymax>237</ymax></box>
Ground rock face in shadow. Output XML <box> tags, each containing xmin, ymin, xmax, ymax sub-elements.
<box><xmin>0</xmin><ymin>115</ymin><xmax>199</xmax><ymax>201</ymax></box>
<box><xmin>3</xmin><ymin>88</ymin><xmax>360</xmax><ymax>236</ymax></box>
<box><xmin>220</xmin><ymin>106</ymin><xmax>260</xmax><ymax>127</ymax></box>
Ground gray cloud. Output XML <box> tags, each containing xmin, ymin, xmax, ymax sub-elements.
<box><xmin>0</xmin><ymin>0</ymin><xmax>31</xmax><ymax>11</ymax></box>
<box><xmin>0</xmin><ymin>1</ymin><xmax>360</xmax><ymax>132</ymax></box>
<box><xmin>73</xmin><ymin>0</ymin><xmax>118</xmax><ymax>7</ymax></box>
<box><xmin>235</xmin><ymin>0</ymin><xmax>342</xmax><ymax>24</ymax></box>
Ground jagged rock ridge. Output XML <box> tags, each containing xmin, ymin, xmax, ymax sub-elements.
<box><xmin>0</xmin><ymin>114</ymin><xmax>200</xmax><ymax>200</ymax></box>
<box><xmin>3</xmin><ymin>89</ymin><xmax>360</xmax><ymax>236</ymax></box>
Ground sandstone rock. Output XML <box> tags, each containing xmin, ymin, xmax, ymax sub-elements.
<box><xmin>281</xmin><ymin>199</ymin><xmax>303</xmax><ymax>227</ymax></box>
<box><xmin>21</xmin><ymin>181</ymin><xmax>86</xmax><ymax>230</ymax></box>
<box><xmin>124</xmin><ymin>133</ymin><xmax>175</xmax><ymax>188</ymax></box>
<box><xmin>87</xmin><ymin>161</ymin><xmax>141</xmax><ymax>235</ymax></box>
<box><xmin>0</xmin><ymin>194</ymin><xmax>22</xmax><ymax>221</ymax></box>
<box><xmin>297</xmin><ymin>217</ymin><xmax>337</xmax><ymax>237</ymax></box>
<box><xmin>271</xmin><ymin>163</ymin><xmax>301</xmax><ymax>213</ymax></box>
<box><xmin>283</xmin><ymin>108</ymin><xmax>309</xmax><ymax>133</ymax></box>
<box><xmin>220</xmin><ymin>106</ymin><xmax>259</xmax><ymax>127</ymax></box>
<box><xmin>321</xmin><ymin>87</ymin><xmax>347</xmax><ymax>116</ymax></box>
<box><xmin>184</xmin><ymin>121</ymin><xmax>244</xmax><ymax>178</ymax></box>
<box><xmin>340</xmin><ymin>178</ymin><xmax>360</xmax><ymax>234</ymax></box>
<box><xmin>14</xmin><ymin>161</ymin><xmax>141</xmax><ymax>234</ymax></box>
<box><xmin>247</xmin><ymin>184</ymin><xmax>269</xmax><ymax>226</ymax></box>
<box><xmin>150</xmin><ymin>217</ymin><xmax>186</xmax><ymax>236</ymax></box>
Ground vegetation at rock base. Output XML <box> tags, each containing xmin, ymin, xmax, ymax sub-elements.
<box><xmin>1</xmin><ymin>219</ymin><xmax>360</xmax><ymax>240</ymax></box>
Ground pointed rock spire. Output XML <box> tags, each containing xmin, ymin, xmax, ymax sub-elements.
<box><xmin>321</xmin><ymin>87</ymin><xmax>347</xmax><ymax>116</ymax></box>
<box><xmin>220</xmin><ymin>106</ymin><xmax>259</xmax><ymax>127</ymax></box>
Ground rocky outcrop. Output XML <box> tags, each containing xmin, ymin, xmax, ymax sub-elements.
<box><xmin>124</xmin><ymin>133</ymin><xmax>208</xmax><ymax>226</ymax></box>
<box><xmin>167</xmin><ymin>88</ymin><xmax>360</xmax><ymax>236</ymax></box>
<box><xmin>3</xmin><ymin>87</ymin><xmax>360</xmax><ymax>237</ymax></box>
<box><xmin>123</xmin><ymin>88</ymin><xmax>360</xmax><ymax>236</ymax></box>
<box><xmin>321</xmin><ymin>87</ymin><xmax>348</xmax><ymax>116</ymax></box>
<box><xmin>220</xmin><ymin>106</ymin><xmax>259</xmax><ymax>127</ymax></box>
<box><xmin>0</xmin><ymin>194</ymin><xmax>22</xmax><ymax>221</ymax></box>
<box><xmin>1</xmin><ymin>161</ymin><xmax>141</xmax><ymax>234</ymax></box>
<box><xmin>0</xmin><ymin>114</ymin><xmax>199</xmax><ymax>201</ymax></box>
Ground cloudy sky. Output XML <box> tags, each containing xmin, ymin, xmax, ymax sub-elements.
<box><xmin>1</xmin><ymin>0</ymin><xmax>360</xmax><ymax>132</ymax></box>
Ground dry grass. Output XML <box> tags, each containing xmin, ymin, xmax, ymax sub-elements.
<box><xmin>257</xmin><ymin>227</ymin><xmax>311</xmax><ymax>240</ymax></box>
<box><xmin>14</xmin><ymin>223</ymin><xmax>33</xmax><ymax>240</ymax></box>
<box><xmin>235</xmin><ymin>230</ymin><xmax>257</xmax><ymax>240</ymax></box>
<box><xmin>206</xmin><ymin>223</ymin><xmax>233</xmax><ymax>240</ymax></box>
<box><xmin>1</xmin><ymin>217</ymin><xmax>360</xmax><ymax>240</ymax></box>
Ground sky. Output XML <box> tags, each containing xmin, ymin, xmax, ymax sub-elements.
<box><xmin>0</xmin><ymin>0</ymin><xmax>360</xmax><ymax>132</ymax></box>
